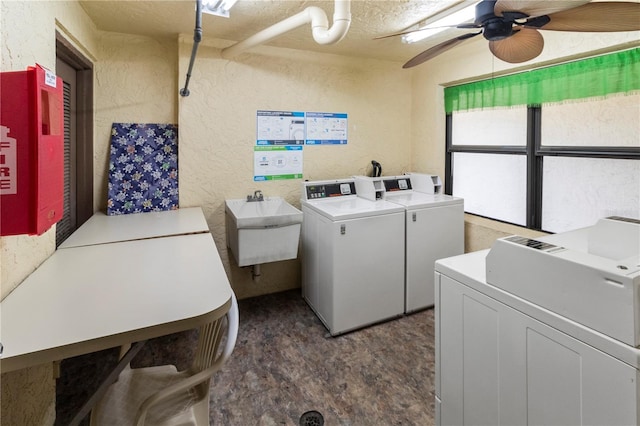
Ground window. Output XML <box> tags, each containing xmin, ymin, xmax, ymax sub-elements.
<box><xmin>445</xmin><ymin>48</ymin><xmax>640</xmax><ymax>233</ymax></box>
<box><xmin>449</xmin><ymin>107</ymin><xmax>528</xmax><ymax>226</ymax></box>
<box><xmin>541</xmin><ymin>156</ymin><xmax>639</xmax><ymax>232</ymax></box>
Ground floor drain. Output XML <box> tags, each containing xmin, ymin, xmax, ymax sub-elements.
<box><xmin>299</xmin><ymin>410</ymin><xmax>324</xmax><ymax>426</ymax></box>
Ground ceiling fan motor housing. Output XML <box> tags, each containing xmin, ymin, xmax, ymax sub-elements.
<box><xmin>475</xmin><ymin>0</ymin><xmax>498</xmax><ymax>24</ymax></box>
<box><xmin>476</xmin><ymin>0</ymin><xmax>515</xmax><ymax>41</ymax></box>
<box><xmin>483</xmin><ymin>19</ymin><xmax>515</xmax><ymax>40</ymax></box>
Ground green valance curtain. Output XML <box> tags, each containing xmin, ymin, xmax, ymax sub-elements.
<box><xmin>444</xmin><ymin>47</ymin><xmax>640</xmax><ymax>113</ymax></box>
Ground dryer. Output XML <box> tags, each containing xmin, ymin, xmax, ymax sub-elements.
<box><xmin>434</xmin><ymin>217</ymin><xmax>640</xmax><ymax>425</ymax></box>
<box><xmin>356</xmin><ymin>173</ymin><xmax>464</xmax><ymax>312</ymax></box>
<box><xmin>301</xmin><ymin>178</ymin><xmax>405</xmax><ymax>335</ymax></box>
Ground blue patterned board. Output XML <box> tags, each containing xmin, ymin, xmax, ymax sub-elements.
<box><xmin>107</xmin><ymin>123</ymin><xmax>178</xmax><ymax>216</ymax></box>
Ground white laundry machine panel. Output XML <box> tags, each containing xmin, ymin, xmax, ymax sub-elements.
<box><xmin>433</xmin><ymin>218</ymin><xmax>640</xmax><ymax>425</ymax></box>
<box><xmin>381</xmin><ymin>176</ymin><xmax>464</xmax><ymax>313</ymax></box>
<box><xmin>301</xmin><ymin>179</ymin><xmax>405</xmax><ymax>335</ymax></box>
<box><xmin>435</xmin><ymin>270</ymin><xmax>639</xmax><ymax>426</ymax></box>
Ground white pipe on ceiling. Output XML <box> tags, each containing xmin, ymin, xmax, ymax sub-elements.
<box><xmin>221</xmin><ymin>0</ymin><xmax>351</xmax><ymax>59</ymax></box>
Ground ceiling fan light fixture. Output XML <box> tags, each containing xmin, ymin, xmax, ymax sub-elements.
<box><xmin>489</xmin><ymin>28</ymin><xmax>544</xmax><ymax>63</ymax></box>
<box><xmin>402</xmin><ymin>1</ymin><xmax>480</xmax><ymax>44</ymax></box>
<box><xmin>202</xmin><ymin>0</ymin><xmax>239</xmax><ymax>18</ymax></box>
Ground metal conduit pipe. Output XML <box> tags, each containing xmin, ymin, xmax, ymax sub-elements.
<box><xmin>180</xmin><ymin>0</ymin><xmax>203</xmax><ymax>96</ymax></box>
<box><xmin>221</xmin><ymin>0</ymin><xmax>351</xmax><ymax>59</ymax></box>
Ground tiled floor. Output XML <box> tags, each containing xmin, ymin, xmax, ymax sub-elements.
<box><xmin>208</xmin><ymin>290</ymin><xmax>436</xmax><ymax>425</ymax></box>
<box><xmin>56</xmin><ymin>289</ymin><xmax>436</xmax><ymax>425</ymax></box>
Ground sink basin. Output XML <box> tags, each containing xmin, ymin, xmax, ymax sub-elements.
<box><xmin>225</xmin><ymin>197</ymin><xmax>303</xmax><ymax>267</ymax></box>
<box><xmin>225</xmin><ymin>197</ymin><xmax>303</xmax><ymax>229</ymax></box>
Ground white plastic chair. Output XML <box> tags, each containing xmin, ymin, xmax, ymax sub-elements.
<box><xmin>90</xmin><ymin>292</ymin><xmax>239</xmax><ymax>426</ymax></box>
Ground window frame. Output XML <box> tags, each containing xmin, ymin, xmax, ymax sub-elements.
<box><xmin>445</xmin><ymin>105</ymin><xmax>640</xmax><ymax>232</ymax></box>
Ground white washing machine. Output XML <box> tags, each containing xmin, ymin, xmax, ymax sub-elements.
<box><xmin>300</xmin><ymin>178</ymin><xmax>405</xmax><ymax>335</ymax></box>
<box><xmin>434</xmin><ymin>217</ymin><xmax>640</xmax><ymax>425</ymax></box>
<box><xmin>354</xmin><ymin>173</ymin><xmax>464</xmax><ymax>313</ymax></box>
<box><xmin>386</xmin><ymin>174</ymin><xmax>464</xmax><ymax>313</ymax></box>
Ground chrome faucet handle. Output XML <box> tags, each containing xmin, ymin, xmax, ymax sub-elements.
<box><xmin>247</xmin><ymin>190</ymin><xmax>264</xmax><ymax>201</ymax></box>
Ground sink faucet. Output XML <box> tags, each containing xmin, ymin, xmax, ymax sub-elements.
<box><xmin>247</xmin><ymin>190</ymin><xmax>264</xmax><ymax>202</ymax></box>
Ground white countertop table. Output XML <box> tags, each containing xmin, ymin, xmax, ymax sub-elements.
<box><xmin>0</xmin><ymin>232</ymin><xmax>232</xmax><ymax>373</ymax></box>
<box><xmin>58</xmin><ymin>207</ymin><xmax>210</xmax><ymax>249</ymax></box>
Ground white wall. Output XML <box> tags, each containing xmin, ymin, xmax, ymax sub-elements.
<box><xmin>93</xmin><ymin>32</ymin><xmax>178</xmax><ymax>211</ymax></box>
<box><xmin>178</xmin><ymin>39</ymin><xmax>413</xmax><ymax>299</ymax></box>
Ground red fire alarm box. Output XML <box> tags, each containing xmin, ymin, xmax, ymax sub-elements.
<box><xmin>1</xmin><ymin>64</ymin><xmax>64</xmax><ymax>236</ymax></box>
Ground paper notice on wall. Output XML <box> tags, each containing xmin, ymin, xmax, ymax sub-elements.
<box><xmin>305</xmin><ymin>112</ymin><xmax>348</xmax><ymax>145</ymax></box>
<box><xmin>254</xmin><ymin>146</ymin><xmax>303</xmax><ymax>181</ymax></box>
<box><xmin>256</xmin><ymin>110</ymin><xmax>305</xmax><ymax>146</ymax></box>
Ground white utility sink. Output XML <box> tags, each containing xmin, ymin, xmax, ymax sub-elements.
<box><xmin>225</xmin><ymin>197</ymin><xmax>303</xmax><ymax>267</ymax></box>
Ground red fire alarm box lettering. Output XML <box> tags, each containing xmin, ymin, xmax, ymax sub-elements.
<box><xmin>0</xmin><ymin>64</ymin><xmax>64</xmax><ymax>236</ymax></box>
<box><xmin>0</xmin><ymin>126</ymin><xmax>17</xmax><ymax>195</ymax></box>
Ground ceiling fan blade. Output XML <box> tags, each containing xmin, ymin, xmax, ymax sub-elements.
<box><xmin>494</xmin><ymin>0</ymin><xmax>590</xmax><ymax>18</ymax></box>
<box><xmin>489</xmin><ymin>28</ymin><xmax>544</xmax><ymax>63</ymax></box>
<box><xmin>403</xmin><ymin>32</ymin><xmax>482</xmax><ymax>69</ymax></box>
<box><xmin>457</xmin><ymin>23</ymin><xmax>484</xmax><ymax>29</ymax></box>
<box><xmin>374</xmin><ymin>29</ymin><xmax>420</xmax><ymax>40</ymax></box>
<box><xmin>542</xmin><ymin>2</ymin><xmax>640</xmax><ymax>32</ymax></box>
<box><xmin>374</xmin><ymin>23</ymin><xmax>481</xmax><ymax>40</ymax></box>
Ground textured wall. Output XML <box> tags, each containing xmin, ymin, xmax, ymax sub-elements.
<box><xmin>93</xmin><ymin>32</ymin><xmax>178</xmax><ymax>211</ymax></box>
<box><xmin>1</xmin><ymin>1</ymin><xmax>100</xmax><ymax>425</ymax></box>
<box><xmin>464</xmin><ymin>214</ymin><xmax>547</xmax><ymax>253</ymax></box>
<box><xmin>178</xmin><ymin>39</ymin><xmax>413</xmax><ymax>299</ymax></box>
<box><xmin>410</xmin><ymin>30</ymin><xmax>640</xmax><ymax>247</ymax></box>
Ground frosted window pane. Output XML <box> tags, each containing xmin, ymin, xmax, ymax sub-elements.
<box><xmin>541</xmin><ymin>94</ymin><xmax>640</xmax><ymax>147</ymax></box>
<box><xmin>542</xmin><ymin>157</ymin><xmax>640</xmax><ymax>233</ymax></box>
<box><xmin>452</xmin><ymin>153</ymin><xmax>527</xmax><ymax>226</ymax></box>
<box><xmin>452</xmin><ymin>107</ymin><xmax>527</xmax><ymax>146</ymax></box>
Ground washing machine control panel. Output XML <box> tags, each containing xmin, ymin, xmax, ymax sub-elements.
<box><xmin>383</xmin><ymin>177</ymin><xmax>412</xmax><ymax>192</ymax></box>
<box><xmin>305</xmin><ymin>182</ymin><xmax>357</xmax><ymax>200</ymax></box>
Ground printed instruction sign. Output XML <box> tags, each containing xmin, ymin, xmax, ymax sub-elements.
<box><xmin>256</xmin><ymin>110</ymin><xmax>305</xmax><ymax>146</ymax></box>
<box><xmin>305</xmin><ymin>112</ymin><xmax>348</xmax><ymax>145</ymax></box>
<box><xmin>254</xmin><ymin>146</ymin><xmax>303</xmax><ymax>181</ymax></box>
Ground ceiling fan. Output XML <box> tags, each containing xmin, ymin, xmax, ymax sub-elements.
<box><xmin>377</xmin><ymin>0</ymin><xmax>640</xmax><ymax>68</ymax></box>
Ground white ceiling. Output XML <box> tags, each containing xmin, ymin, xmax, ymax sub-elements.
<box><xmin>79</xmin><ymin>0</ymin><xmax>476</xmax><ymax>64</ymax></box>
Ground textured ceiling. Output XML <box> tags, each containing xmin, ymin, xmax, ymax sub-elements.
<box><xmin>79</xmin><ymin>0</ymin><xmax>475</xmax><ymax>63</ymax></box>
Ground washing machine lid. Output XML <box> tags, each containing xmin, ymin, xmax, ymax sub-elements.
<box><xmin>385</xmin><ymin>192</ymin><xmax>463</xmax><ymax>209</ymax></box>
<box><xmin>486</xmin><ymin>217</ymin><xmax>640</xmax><ymax>348</ymax></box>
<box><xmin>303</xmin><ymin>196</ymin><xmax>404</xmax><ymax>220</ymax></box>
